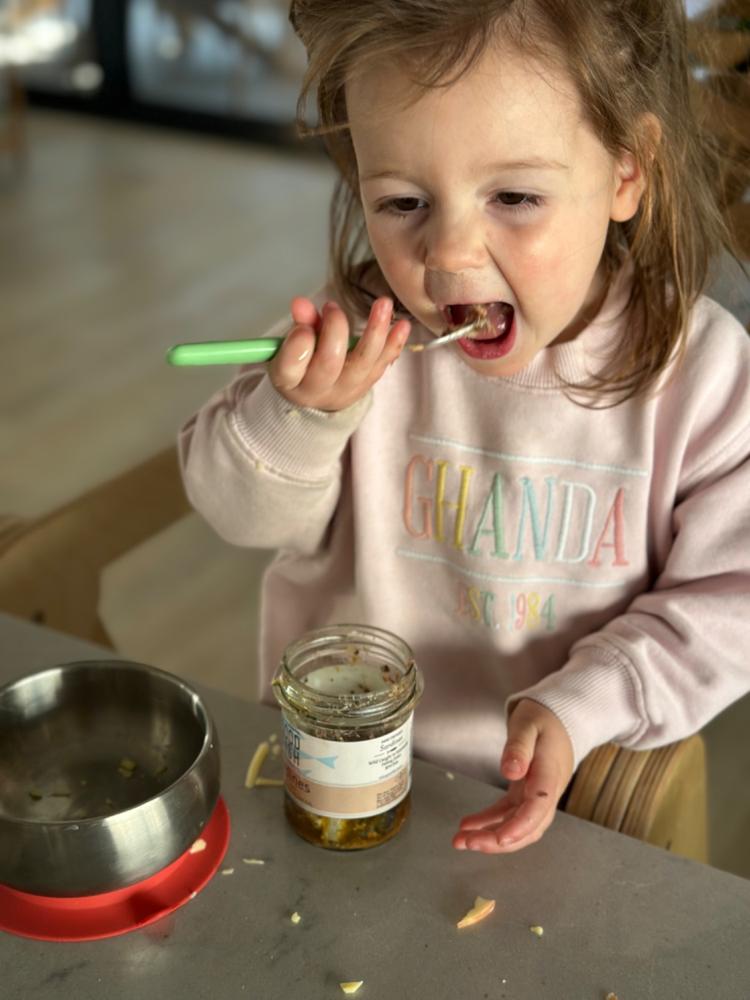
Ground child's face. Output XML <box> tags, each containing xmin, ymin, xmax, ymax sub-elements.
<box><xmin>347</xmin><ymin>43</ymin><xmax>644</xmax><ymax>377</ymax></box>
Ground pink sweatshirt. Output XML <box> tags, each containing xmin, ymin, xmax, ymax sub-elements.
<box><xmin>179</xmin><ymin>280</ymin><xmax>750</xmax><ymax>784</ymax></box>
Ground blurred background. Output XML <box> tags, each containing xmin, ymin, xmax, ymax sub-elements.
<box><xmin>0</xmin><ymin>0</ymin><xmax>330</xmax><ymax>704</ymax></box>
<box><xmin>0</xmin><ymin>0</ymin><xmax>748</xmax><ymax>876</ymax></box>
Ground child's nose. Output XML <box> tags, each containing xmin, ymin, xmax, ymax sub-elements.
<box><xmin>424</xmin><ymin>212</ymin><xmax>487</xmax><ymax>274</ymax></box>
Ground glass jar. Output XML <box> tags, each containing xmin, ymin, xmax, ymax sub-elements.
<box><xmin>272</xmin><ymin>624</ymin><xmax>423</xmax><ymax>850</ymax></box>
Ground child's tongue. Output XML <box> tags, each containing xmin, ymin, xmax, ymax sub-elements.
<box><xmin>448</xmin><ymin>302</ymin><xmax>514</xmax><ymax>340</ymax></box>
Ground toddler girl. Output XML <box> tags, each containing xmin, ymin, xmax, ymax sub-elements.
<box><xmin>179</xmin><ymin>0</ymin><xmax>750</xmax><ymax>853</ymax></box>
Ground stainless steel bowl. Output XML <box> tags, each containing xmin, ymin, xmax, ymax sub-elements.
<box><xmin>0</xmin><ymin>660</ymin><xmax>220</xmax><ymax>897</ymax></box>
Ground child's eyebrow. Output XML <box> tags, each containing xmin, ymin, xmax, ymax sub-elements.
<box><xmin>481</xmin><ymin>157</ymin><xmax>569</xmax><ymax>172</ymax></box>
<box><xmin>360</xmin><ymin>157</ymin><xmax>568</xmax><ymax>183</ymax></box>
<box><xmin>359</xmin><ymin>169</ymin><xmax>419</xmax><ymax>183</ymax></box>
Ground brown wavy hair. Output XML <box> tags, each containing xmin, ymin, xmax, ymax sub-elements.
<box><xmin>289</xmin><ymin>0</ymin><xmax>743</xmax><ymax>403</ymax></box>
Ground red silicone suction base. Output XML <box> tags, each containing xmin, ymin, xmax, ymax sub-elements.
<box><xmin>0</xmin><ymin>797</ymin><xmax>230</xmax><ymax>942</ymax></box>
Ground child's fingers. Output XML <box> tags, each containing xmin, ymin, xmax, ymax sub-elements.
<box><xmin>452</xmin><ymin>798</ymin><xmax>515</xmax><ymax>850</ymax></box>
<box><xmin>458</xmin><ymin>794</ymin><xmax>555</xmax><ymax>853</ymax></box>
<box><xmin>342</xmin><ymin>299</ymin><xmax>408</xmax><ymax>386</ymax></box>
<box><xmin>500</xmin><ymin>741</ymin><xmax>566</xmax><ymax>839</ymax></box>
<box><xmin>500</xmin><ymin>708</ymin><xmax>540</xmax><ymax>783</ymax></box>
<box><xmin>461</xmin><ymin>751</ymin><xmax>562</xmax><ymax>853</ymax></box>
<box><xmin>269</xmin><ymin>325</ymin><xmax>317</xmax><ymax>390</ymax></box>
<box><xmin>342</xmin><ymin>317</ymin><xmax>410</xmax><ymax>396</ymax></box>
<box><xmin>272</xmin><ymin>298</ymin><xmax>409</xmax><ymax>409</ymax></box>
<box><xmin>453</xmin><ymin>705</ymin><xmax>573</xmax><ymax>855</ymax></box>
<box><xmin>500</xmin><ymin>743</ymin><xmax>530</xmax><ymax>782</ymax></box>
<box><xmin>295</xmin><ymin>302</ymin><xmax>350</xmax><ymax>394</ymax></box>
<box><xmin>346</xmin><ymin>297</ymin><xmax>394</xmax><ymax>368</ymax></box>
<box><xmin>483</xmin><ymin>780</ymin><xmax>556</xmax><ymax>849</ymax></box>
<box><xmin>457</xmin><ymin>811</ymin><xmax>551</xmax><ymax>854</ymax></box>
<box><xmin>382</xmin><ymin>319</ymin><xmax>412</xmax><ymax>365</ymax></box>
<box><xmin>290</xmin><ymin>296</ymin><xmax>321</xmax><ymax>331</ymax></box>
<box><xmin>454</xmin><ymin>796</ymin><xmax>515</xmax><ymax>834</ymax></box>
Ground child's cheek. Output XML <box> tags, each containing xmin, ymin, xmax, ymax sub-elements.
<box><xmin>518</xmin><ymin>222</ymin><xmax>594</xmax><ymax>297</ymax></box>
<box><xmin>369</xmin><ymin>235</ymin><xmax>412</xmax><ymax>296</ymax></box>
<box><xmin>506</xmin><ymin>233</ymin><xmax>560</xmax><ymax>308</ymax></box>
<box><xmin>367</xmin><ymin>225</ymin><xmax>395</xmax><ymax>265</ymax></box>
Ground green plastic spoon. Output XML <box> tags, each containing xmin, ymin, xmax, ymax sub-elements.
<box><xmin>166</xmin><ymin>337</ymin><xmax>358</xmax><ymax>366</ymax></box>
<box><xmin>165</xmin><ymin>319</ymin><xmax>481</xmax><ymax>366</ymax></box>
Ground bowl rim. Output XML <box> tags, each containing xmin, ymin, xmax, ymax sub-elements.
<box><xmin>0</xmin><ymin>659</ymin><xmax>218</xmax><ymax>830</ymax></box>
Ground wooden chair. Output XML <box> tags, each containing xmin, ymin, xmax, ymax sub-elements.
<box><xmin>0</xmin><ymin>446</ymin><xmax>190</xmax><ymax>648</ymax></box>
<box><xmin>564</xmin><ymin>737</ymin><xmax>708</xmax><ymax>864</ymax></box>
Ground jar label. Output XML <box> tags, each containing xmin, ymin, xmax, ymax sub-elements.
<box><xmin>282</xmin><ymin>716</ymin><xmax>413</xmax><ymax>819</ymax></box>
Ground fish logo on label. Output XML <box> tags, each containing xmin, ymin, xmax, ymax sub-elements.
<box><xmin>298</xmin><ymin>748</ymin><xmax>338</xmax><ymax>770</ymax></box>
<box><xmin>284</xmin><ymin>722</ymin><xmax>339</xmax><ymax>773</ymax></box>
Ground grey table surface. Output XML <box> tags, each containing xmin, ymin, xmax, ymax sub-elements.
<box><xmin>1</xmin><ymin>613</ymin><xmax>749</xmax><ymax>1000</ymax></box>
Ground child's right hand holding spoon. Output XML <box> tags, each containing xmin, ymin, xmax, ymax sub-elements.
<box><xmin>270</xmin><ymin>296</ymin><xmax>411</xmax><ymax>412</ymax></box>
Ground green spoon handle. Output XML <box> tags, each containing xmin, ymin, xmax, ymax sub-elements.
<box><xmin>166</xmin><ymin>336</ymin><xmax>360</xmax><ymax>366</ymax></box>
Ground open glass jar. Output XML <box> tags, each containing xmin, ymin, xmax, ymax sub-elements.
<box><xmin>273</xmin><ymin>624</ymin><xmax>423</xmax><ymax>850</ymax></box>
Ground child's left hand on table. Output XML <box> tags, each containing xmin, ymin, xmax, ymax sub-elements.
<box><xmin>452</xmin><ymin>699</ymin><xmax>575</xmax><ymax>853</ymax></box>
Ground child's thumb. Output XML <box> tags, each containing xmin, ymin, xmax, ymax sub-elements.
<box><xmin>500</xmin><ymin>707</ymin><xmax>539</xmax><ymax>782</ymax></box>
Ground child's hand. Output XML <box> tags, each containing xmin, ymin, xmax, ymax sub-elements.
<box><xmin>452</xmin><ymin>700</ymin><xmax>575</xmax><ymax>854</ymax></box>
<box><xmin>269</xmin><ymin>295</ymin><xmax>411</xmax><ymax>412</ymax></box>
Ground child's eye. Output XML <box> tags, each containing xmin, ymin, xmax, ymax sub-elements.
<box><xmin>376</xmin><ymin>196</ymin><xmax>428</xmax><ymax>217</ymax></box>
<box><xmin>493</xmin><ymin>191</ymin><xmax>543</xmax><ymax>211</ymax></box>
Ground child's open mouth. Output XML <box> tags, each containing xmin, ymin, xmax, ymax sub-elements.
<box><xmin>445</xmin><ymin>302</ymin><xmax>516</xmax><ymax>360</ymax></box>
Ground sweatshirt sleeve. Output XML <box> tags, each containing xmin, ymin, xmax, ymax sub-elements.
<box><xmin>512</xmin><ymin>306</ymin><xmax>750</xmax><ymax>767</ymax></box>
<box><xmin>178</xmin><ymin>314</ymin><xmax>371</xmax><ymax>553</ymax></box>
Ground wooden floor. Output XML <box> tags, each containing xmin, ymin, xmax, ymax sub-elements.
<box><xmin>1</xmin><ymin>110</ymin><xmax>748</xmax><ymax>878</ymax></box>
<box><xmin>0</xmin><ymin>110</ymin><xmax>333</xmax><ymax>702</ymax></box>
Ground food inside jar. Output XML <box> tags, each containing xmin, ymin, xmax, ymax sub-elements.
<box><xmin>284</xmin><ymin>791</ymin><xmax>410</xmax><ymax>850</ymax></box>
<box><xmin>302</xmin><ymin>661</ymin><xmax>398</xmax><ymax>695</ymax></box>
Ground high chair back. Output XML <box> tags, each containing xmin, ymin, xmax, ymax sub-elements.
<box><xmin>564</xmin><ymin>737</ymin><xmax>708</xmax><ymax>864</ymax></box>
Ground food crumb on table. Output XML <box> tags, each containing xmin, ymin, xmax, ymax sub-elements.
<box><xmin>189</xmin><ymin>838</ymin><xmax>207</xmax><ymax>854</ymax></box>
<box><xmin>221</xmin><ymin>868</ymin><xmax>235</xmax><ymax>875</ymax></box>
<box><xmin>242</xmin><ymin>857</ymin><xmax>266</xmax><ymax>865</ymax></box>
<box><xmin>244</xmin><ymin>741</ymin><xmax>270</xmax><ymax>788</ymax></box>
<box><xmin>290</xmin><ymin>911</ymin><xmax>301</xmax><ymax>924</ymax></box>
<box><xmin>339</xmin><ymin>982</ymin><xmax>363</xmax><ymax>995</ymax></box>
<box><xmin>457</xmin><ymin>896</ymin><xmax>496</xmax><ymax>928</ymax></box>
<box><xmin>529</xmin><ymin>925</ymin><xmax>544</xmax><ymax>937</ymax></box>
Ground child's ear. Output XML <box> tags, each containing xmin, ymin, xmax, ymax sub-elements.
<box><xmin>610</xmin><ymin>113</ymin><xmax>662</xmax><ymax>223</ymax></box>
